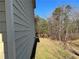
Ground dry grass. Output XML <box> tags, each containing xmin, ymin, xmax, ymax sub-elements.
<box><xmin>35</xmin><ymin>38</ymin><xmax>79</xmax><ymax>59</ymax></box>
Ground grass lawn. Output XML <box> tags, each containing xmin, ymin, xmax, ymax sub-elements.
<box><xmin>35</xmin><ymin>38</ymin><xmax>79</xmax><ymax>59</ymax></box>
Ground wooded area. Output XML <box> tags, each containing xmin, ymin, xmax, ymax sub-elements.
<box><xmin>35</xmin><ymin>5</ymin><xmax>79</xmax><ymax>58</ymax></box>
<box><xmin>48</xmin><ymin>5</ymin><xmax>79</xmax><ymax>41</ymax></box>
<box><xmin>35</xmin><ymin>16</ymin><xmax>48</xmax><ymax>37</ymax></box>
<box><xmin>48</xmin><ymin>5</ymin><xmax>79</xmax><ymax>56</ymax></box>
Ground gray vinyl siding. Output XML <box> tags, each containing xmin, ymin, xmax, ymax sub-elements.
<box><xmin>0</xmin><ymin>0</ymin><xmax>35</xmax><ymax>59</ymax></box>
<box><xmin>0</xmin><ymin>0</ymin><xmax>6</xmax><ymax>32</ymax></box>
<box><xmin>13</xmin><ymin>0</ymin><xmax>35</xmax><ymax>59</ymax></box>
<box><xmin>0</xmin><ymin>0</ymin><xmax>8</xmax><ymax>59</ymax></box>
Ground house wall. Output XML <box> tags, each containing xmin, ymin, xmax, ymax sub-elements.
<box><xmin>13</xmin><ymin>0</ymin><xmax>35</xmax><ymax>59</ymax></box>
<box><xmin>0</xmin><ymin>0</ymin><xmax>8</xmax><ymax>59</ymax></box>
<box><xmin>0</xmin><ymin>0</ymin><xmax>6</xmax><ymax>42</ymax></box>
<box><xmin>0</xmin><ymin>0</ymin><xmax>6</xmax><ymax>33</ymax></box>
<box><xmin>0</xmin><ymin>0</ymin><xmax>35</xmax><ymax>59</ymax></box>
